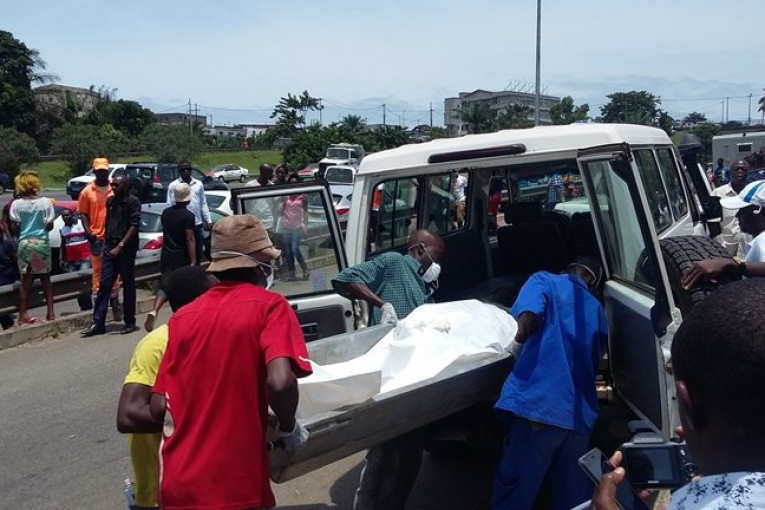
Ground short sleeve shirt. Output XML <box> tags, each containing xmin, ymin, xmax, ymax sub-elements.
<box><xmin>9</xmin><ymin>196</ymin><xmax>55</xmax><ymax>240</ymax></box>
<box><xmin>77</xmin><ymin>182</ymin><xmax>113</xmax><ymax>239</ymax></box>
<box><xmin>668</xmin><ymin>472</ymin><xmax>765</xmax><ymax>510</ymax></box>
<box><xmin>332</xmin><ymin>252</ymin><xmax>431</xmax><ymax>324</ymax></box>
<box><xmin>160</xmin><ymin>205</ymin><xmax>195</xmax><ymax>270</ymax></box>
<box><xmin>123</xmin><ymin>325</ymin><xmax>169</xmax><ymax>508</ymax></box>
<box><xmin>745</xmin><ymin>231</ymin><xmax>765</xmax><ymax>263</ymax></box>
<box><xmin>152</xmin><ymin>282</ymin><xmax>311</xmax><ymax>510</ymax></box>
<box><xmin>495</xmin><ymin>271</ymin><xmax>608</xmax><ymax>435</ymax></box>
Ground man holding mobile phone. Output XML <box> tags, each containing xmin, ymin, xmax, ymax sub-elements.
<box><xmin>492</xmin><ymin>256</ymin><xmax>608</xmax><ymax>510</ymax></box>
<box><xmin>593</xmin><ymin>279</ymin><xmax>765</xmax><ymax>509</ymax></box>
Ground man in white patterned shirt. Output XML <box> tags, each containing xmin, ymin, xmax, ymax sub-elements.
<box><xmin>594</xmin><ymin>279</ymin><xmax>765</xmax><ymax>509</ymax></box>
<box><xmin>166</xmin><ymin>161</ymin><xmax>211</xmax><ymax>264</ymax></box>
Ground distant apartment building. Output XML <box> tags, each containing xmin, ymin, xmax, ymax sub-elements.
<box><xmin>444</xmin><ymin>89</ymin><xmax>559</xmax><ymax>136</ymax></box>
<box><xmin>33</xmin><ymin>84</ymin><xmax>101</xmax><ymax>114</ymax></box>
<box><xmin>201</xmin><ymin>124</ymin><xmax>273</xmax><ymax>138</ymax></box>
<box><xmin>155</xmin><ymin>112</ymin><xmax>207</xmax><ymax>127</ymax></box>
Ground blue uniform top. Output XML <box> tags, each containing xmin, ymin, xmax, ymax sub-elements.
<box><xmin>495</xmin><ymin>271</ymin><xmax>608</xmax><ymax>435</ymax></box>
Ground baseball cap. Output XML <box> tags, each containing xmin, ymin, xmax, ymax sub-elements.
<box><xmin>207</xmin><ymin>215</ymin><xmax>281</xmax><ymax>272</ymax></box>
<box><xmin>173</xmin><ymin>182</ymin><xmax>192</xmax><ymax>203</ymax></box>
<box><xmin>92</xmin><ymin>158</ymin><xmax>109</xmax><ymax>171</ymax></box>
<box><xmin>720</xmin><ymin>180</ymin><xmax>765</xmax><ymax>210</ymax></box>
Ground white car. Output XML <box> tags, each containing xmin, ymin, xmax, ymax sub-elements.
<box><xmin>324</xmin><ymin>165</ymin><xmax>356</xmax><ymax>228</ymax></box>
<box><xmin>207</xmin><ymin>164</ymin><xmax>250</xmax><ymax>183</ymax></box>
<box><xmin>65</xmin><ymin>164</ymin><xmax>125</xmax><ymax>199</ymax></box>
<box><xmin>204</xmin><ymin>190</ymin><xmax>232</xmax><ymax>216</ymax></box>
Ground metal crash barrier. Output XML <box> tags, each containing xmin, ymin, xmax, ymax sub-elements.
<box><xmin>0</xmin><ymin>256</ymin><xmax>163</xmax><ymax>316</ymax></box>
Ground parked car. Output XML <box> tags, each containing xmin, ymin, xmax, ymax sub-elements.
<box><xmin>207</xmin><ymin>164</ymin><xmax>250</xmax><ymax>183</ymax></box>
<box><xmin>49</xmin><ymin>200</ymin><xmax>80</xmax><ymax>272</ymax></box>
<box><xmin>112</xmin><ymin>163</ymin><xmax>228</xmax><ymax>203</ymax></box>
<box><xmin>297</xmin><ymin>163</ymin><xmax>320</xmax><ymax>180</ymax></box>
<box><xmin>204</xmin><ymin>190</ymin><xmax>232</xmax><ymax>215</ymax></box>
<box><xmin>65</xmin><ymin>164</ymin><xmax>125</xmax><ymax>199</ymax></box>
<box><xmin>324</xmin><ymin>166</ymin><xmax>357</xmax><ymax>230</ymax></box>
<box><xmin>136</xmin><ymin>203</ymin><xmax>225</xmax><ymax>260</ymax></box>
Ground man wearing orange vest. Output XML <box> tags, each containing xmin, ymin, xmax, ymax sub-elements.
<box><xmin>77</xmin><ymin>157</ymin><xmax>121</xmax><ymax>319</ymax></box>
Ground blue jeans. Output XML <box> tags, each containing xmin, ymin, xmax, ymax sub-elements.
<box><xmin>492</xmin><ymin>416</ymin><xmax>591</xmax><ymax>510</ymax></box>
<box><xmin>194</xmin><ymin>224</ymin><xmax>204</xmax><ymax>264</ymax></box>
<box><xmin>284</xmin><ymin>230</ymin><xmax>307</xmax><ymax>277</ymax></box>
<box><xmin>93</xmin><ymin>241</ymin><xmax>136</xmax><ymax>326</ymax></box>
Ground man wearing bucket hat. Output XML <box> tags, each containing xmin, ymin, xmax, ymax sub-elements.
<box><xmin>683</xmin><ymin>180</ymin><xmax>765</xmax><ymax>288</ymax></box>
<box><xmin>144</xmin><ymin>182</ymin><xmax>196</xmax><ymax>332</ymax></box>
<box><xmin>149</xmin><ymin>214</ymin><xmax>312</xmax><ymax>510</ymax></box>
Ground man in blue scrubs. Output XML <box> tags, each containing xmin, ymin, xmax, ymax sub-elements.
<box><xmin>492</xmin><ymin>256</ymin><xmax>608</xmax><ymax>510</ymax></box>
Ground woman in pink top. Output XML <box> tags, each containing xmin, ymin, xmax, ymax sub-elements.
<box><xmin>278</xmin><ymin>174</ymin><xmax>309</xmax><ymax>281</ymax></box>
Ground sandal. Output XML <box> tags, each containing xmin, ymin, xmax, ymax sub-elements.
<box><xmin>46</xmin><ymin>314</ymin><xmax>56</xmax><ymax>322</ymax></box>
<box><xmin>18</xmin><ymin>317</ymin><xmax>40</xmax><ymax>326</ymax></box>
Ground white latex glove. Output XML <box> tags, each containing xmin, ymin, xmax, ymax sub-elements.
<box><xmin>506</xmin><ymin>339</ymin><xmax>524</xmax><ymax>358</ymax></box>
<box><xmin>380</xmin><ymin>302</ymin><xmax>398</xmax><ymax>325</ymax></box>
<box><xmin>278</xmin><ymin>420</ymin><xmax>309</xmax><ymax>452</ymax></box>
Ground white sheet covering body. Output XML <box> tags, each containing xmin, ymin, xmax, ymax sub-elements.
<box><xmin>296</xmin><ymin>300</ymin><xmax>518</xmax><ymax>419</ymax></box>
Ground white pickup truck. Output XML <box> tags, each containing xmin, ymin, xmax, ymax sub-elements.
<box><xmin>231</xmin><ymin>124</ymin><xmax>735</xmax><ymax>482</ymax></box>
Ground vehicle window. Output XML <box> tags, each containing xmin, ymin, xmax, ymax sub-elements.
<box><xmin>209</xmin><ymin>210</ymin><xmax>227</xmax><ymax>223</ymax></box>
<box><xmin>206</xmin><ymin>194</ymin><xmax>226</xmax><ymax>209</ymax></box>
<box><xmin>325</xmin><ymin>167</ymin><xmax>354</xmax><ymax>184</ymax></box>
<box><xmin>634</xmin><ymin>150</ymin><xmax>671</xmax><ymax>233</ymax></box>
<box><xmin>192</xmin><ymin>169</ymin><xmax>206</xmax><ymax>181</ymax></box>
<box><xmin>159</xmin><ymin>166</ymin><xmax>176</xmax><ymax>182</ymax></box>
<box><xmin>424</xmin><ymin>171</ymin><xmax>470</xmax><ymax>234</ymax></box>
<box><xmin>582</xmin><ymin>159</ymin><xmax>653</xmax><ymax>291</ymax></box>
<box><xmin>139</xmin><ymin>212</ymin><xmax>163</xmax><ymax>233</ymax></box>
<box><xmin>241</xmin><ymin>189</ymin><xmax>345</xmax><ymax>300</ymax></box>
<box><xmin>369</xmin><ymin>178</ymin><xmax>418</xmax><ymax>253</ymax></box>
<box><xmin>487</xmin><ymin>176</ymin><xmax>508</xmax><ymax>235</ymax></box>
<box><xmin>738</xmin><ymin>143</ymin><xmax>752</xmax><ymax>153</ymax></box>
<box><xmin>656</xmin><ymin>148</ymin><xmax>688</xmax><ymax>219</ymax></box>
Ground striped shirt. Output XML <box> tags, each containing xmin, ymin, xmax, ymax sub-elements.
<box><xmin>332</xmin><ymin>252</ymin><xmax>431</xmax><ymax>324</ymax></box>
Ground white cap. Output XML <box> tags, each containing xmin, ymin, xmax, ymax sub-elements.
<box><xmin>720</xmin><ymin>180</ymin><xmax>765</xmax><ymax>210</ymax></box>
<box><xmin>173</xmin><ymin>182</ymin><xmax>192</xmax><ymax>203</ymax></box>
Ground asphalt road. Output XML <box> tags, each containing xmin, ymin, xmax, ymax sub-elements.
<box><xmin>0</xmin><ymin>307</ymin><xmax>496</xmax><ymax>509</ymax></box>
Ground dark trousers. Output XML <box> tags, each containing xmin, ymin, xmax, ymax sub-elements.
<box><xmin>492</xmin><ymin>417</ymin><xmax>591</xmax><ymax>510</ymax></box>
<box><xmin>93</xmin><ymin>241</ymin><xmax>136</xmax><ymax>326</ymax></box>
<box><xmin>194</xmin><ymin>224</ymin><xmax>204</xmax><ymax>264</ymax></box>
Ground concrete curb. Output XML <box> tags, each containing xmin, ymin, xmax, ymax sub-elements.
<box><xmin>0</xmin><ymin>295</ymin><xmax>156</xmax><ymax>351</ymax></box>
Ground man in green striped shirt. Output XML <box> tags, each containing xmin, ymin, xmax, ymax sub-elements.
<box><xmin>332</xmin><ymin>229</ymin><xmax>446</xmax><ymax>510</ymax></box>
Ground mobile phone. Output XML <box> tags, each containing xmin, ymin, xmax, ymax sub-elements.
<box><xmin>578</xmin><ymin>448</ymin><xmax>650</xmax><ymax>510</ymax></box>
<box><xmin>620</xmin><ymin>442</ymin><xmax>694</xmax><ymax>490</ymax></box>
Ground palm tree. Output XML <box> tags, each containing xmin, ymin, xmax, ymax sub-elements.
<box><xmin>457</xmin><ymin>103</ymin><xmax>496</xmax><ymax>134</ymax></box>
<box><xmin>759</xmin><ymin>96</ymin><xmax>765</xmax><ymax>113</ymax></box>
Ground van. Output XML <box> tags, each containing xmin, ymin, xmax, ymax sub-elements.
<box><xmin>231</xmin><ymin>124</ymin><xmax>735</xmax><ymax>481</ymax></box>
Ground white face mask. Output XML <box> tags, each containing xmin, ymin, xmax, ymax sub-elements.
<box><xmin>421</xmin><ymin>262</ymin><xmax>441</xmax><ymax>284</ymax></box>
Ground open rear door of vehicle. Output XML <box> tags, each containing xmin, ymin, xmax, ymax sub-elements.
<box><xmin>231</xmin><ymin>182</ymin><xmax>354</xmax><ymax>341</ymax></box>
<box><xmin>577</xmin><ymin>145</ymin><xmax>678</xmax><ymax>439</ymax></box>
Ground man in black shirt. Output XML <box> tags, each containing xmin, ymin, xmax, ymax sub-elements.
<box><xmin>82</xmin><ymin>176</ymin><xmax>141</xmax><ymax>336</ymax></box>
<box><xmin>144</xmin><ymin>182</ymin><xmax>196</xmax><ymax>332</ymax></box>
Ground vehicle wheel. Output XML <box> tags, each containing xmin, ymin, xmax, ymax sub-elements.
<box><xmin>218</xmin><ymin>176</ymin><xmax>225</xmax><ymax>182</ymax></box>
<box><xmin>239</xmin><ymin>175</ymin><xmax>246</xmax><ymax>183</ymax></box>
<box><xmin>660</xmin><ymin>235</ymin><xmax>741</xmax><ymax>316</ymax></box>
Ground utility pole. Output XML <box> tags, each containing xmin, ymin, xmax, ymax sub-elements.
<box><xmin>534</xmin><ymin>0</ymin><xmax>542</xmax><ymax>126</ymax></box>
<box><xmin>403</xmin><ymin>109</ymin><xmax>406</xmax><ymax>128</ymax></box>
<box><xmin>188</xmin><ymin>98</ymin><xmax>193</xmax><ymax>133</ymax></box>
<box><xmin>725</xmin><ymin>97</ymin><xmax>730</xmax><ymax>123</ymax></box>
<box><xmin>429</xmin><ymin>102</ymin><xmax>433</xmax><ymax>127</ymax></box>
<box><xmin>748</xmin><ymin>93</ymin><xmax>753</xmax><ymax>125</ymax></box>
<box><xmin>319</xmin><ymin>98</ymin><xmax>323</xmax><ymax>125</ymax></box>
<box><xmin>382</xmin><ymin>103</ymin><xmax>386</xmax><ymax>126</ymax></box>
<box><xmin>720</xmin><ymin>101</ymin><xmax>725</xmax><ymax>123</ymax></box>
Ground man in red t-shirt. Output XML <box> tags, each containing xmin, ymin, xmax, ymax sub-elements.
<box><xmin>150</xmin><ymin>214</ymin><xmax>312</xmax><ymax>510</ymax></box>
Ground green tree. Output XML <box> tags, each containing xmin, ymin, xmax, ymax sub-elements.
<box><xmin>656</xmin><ymin>111</ymin><xmax>675</xmax><ymax>135</ymax></box>
<box><xmin>494</xmin><ymin>104</ymin><xmax>534</xmax><ymax>129</ymax></box>
<box><xmin>457</xmin><ymin>103</ymin><xmax>496</xmax><ymax>134</ymax></box>
<box><xmin>758</xmin><ymin>96</ymin><xmax>765</xmax><ymax>114</ymax></box>
<box><xmin>100</xmin><ymin>99</ymin><xmax>156</xmax><ymax>137</ymax></box>
<box><xmin>139</xmin><ymin>124</ymin><xmax>203</xmax><ymax>163</ymax></box>
<box><xmin>549</xmin><ymin>96</ymin><xmax>589</xmax><ymax>125</ymax></box>
<box><xmin>428</xmin><ymin>126</ymin><xmax>449</xmax><ymax>139</ymax></box>
<box><xmin>337</xmin><ymin>114</ymin><xmax>366</xmax><ymax>143</ymax></box>
<box><xmin>51</xmin><ymin>123</ymin><xmax>128</xmax><ymax>175</ymax></box>
<box><xmin>282</xmin><ymin>124</ymin><xmax>340</xmax><ymax>168</ymax></box>
<box><xmin>0</xmin><ymin>30</ymin><xmax>57</xmax><ymax>136</ymax></box>
<box><xmin>600</xmin><ymin>91</ymin><xmax>661</xmax><ymax>125</ymax></box>
<box><xmin>688</xmin><ymin>122</ymin><xmax>720</xmax><ymax>163</ymax></box>
<box><xmin>0</xmin><ymin>127</ymin><xmax>40</xmax><ymax>177</ymax></box>
<box><xmin>366</xmin><ymin>125</ymin><xmax>410</xmax><ymax>152</ymax></box>
<box><xmin>682</xmin><ymin>111</ymin><xmax>707</xmax><ymax>124</ymax></box>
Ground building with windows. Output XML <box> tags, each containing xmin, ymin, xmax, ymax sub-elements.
<box><xmin>444</xmin><ymin>89</ymin><xmax>559</xmax><ymax>137</ymax></box>
<box><xmin>155</xmin><ymin>112</ymin><xmax>207</xmax><ymax>127</ymax></box>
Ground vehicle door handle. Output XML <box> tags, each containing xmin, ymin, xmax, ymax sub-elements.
<box><xmin>301</xmin><ymin>322</ymin><xmax>319</xmax><ymax>342</ymax></box>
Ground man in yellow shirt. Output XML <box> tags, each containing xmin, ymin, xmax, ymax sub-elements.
<box><xmin>116</xmin><ymin>265</ymin><xmax>215</xmax><ymax>508</ymax></box>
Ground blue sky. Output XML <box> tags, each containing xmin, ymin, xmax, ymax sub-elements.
<box><xmin>3</xmin><ymin>0</ymin><xmax>763</xmax><ymax>126</ymax></box>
